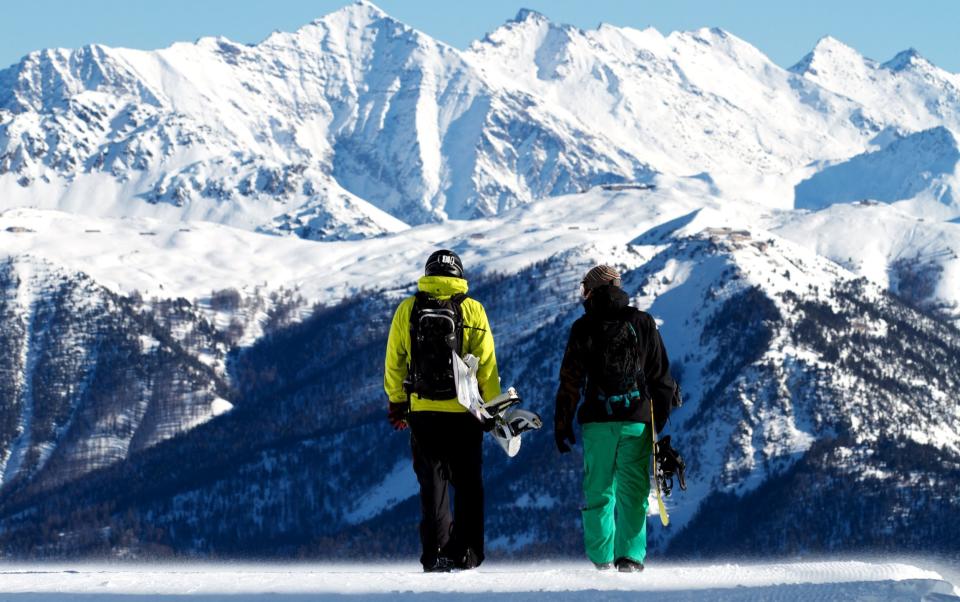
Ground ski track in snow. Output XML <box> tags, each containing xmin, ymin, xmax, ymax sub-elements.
<box><xmin>0</xmin><ymin>561</ymin><xmax>956</xmax><ymax>601</ymax></box>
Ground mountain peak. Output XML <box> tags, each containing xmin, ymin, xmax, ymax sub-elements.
<box><xmin>473</xmin><ymin>7</ymin><xmax>555</xmax><ymax>51</ymax></box>
<box><xmin>513</xmin><ymin>8</ymin><xmax>549</xmax><ymax>24</ymax></box>
<box><xmin>813</xmin><ymin>35</ymin><xmax>864</xmax><ymax>59</ymax></box>
<box><xmin>790</xmin><ymin>35</ymin><xmax>865</xmax><ymax>74</ymax></box>
<box><xmin>263</xmin><ymin>0</ymin><xmax>409</xmax><ymax>49</ymax></box>
<box><xmin>308</xmin><ymin>0</ymin><xmax>393</xmax><ymax>29</ymax></box>
<box><xmin>701</xmin><ymin>26</ymin><xmax>731</xmax><ymax>38</ymax></box>
<box><xmin>882</xmin><ymin>48</ymin><xmax>931</xmax><ymax>72</ymax></box>
<box><xmin>813</xmin><ymin>35</ymin><xmax>854</xmax><ymax>52</ymax></box>
<box><xmin>349</xmin><ymin>0</ymin><xmax>388</xmax><ymax>18</ymax></box>
<box><xmin>669</xmin><ymin>26</ymin><xmax>736</xmax><ymax>45</ymax></box>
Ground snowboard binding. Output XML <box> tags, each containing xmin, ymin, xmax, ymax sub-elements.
<box><xmin>483</xmin><ymin>388</ymin><xmax>542</xmax><ymax>457</ymax></box>
<box><xmin>451</xmin><ymin>352</ymin><xmax>542</xmax><ymax>457</ymax></box>
<box><xmin>481</xmin><ymin>388</ymin><xmax>523</xmax><ymax>417</ymax></box>
<box><xmin>654</xmin><ymin>435</ymin><xmax>687</xmax><ymax>497</ymax></box>
<box><xmin>495</xmin><ymin>408</ymin><xmax>543</xmax><ymax>438</ymax></box>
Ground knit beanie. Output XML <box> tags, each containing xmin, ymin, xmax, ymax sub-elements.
<box><xmin>582</xmin><ymin>264</ymin><xmax>621</xmax><ymax>291</ymax></box>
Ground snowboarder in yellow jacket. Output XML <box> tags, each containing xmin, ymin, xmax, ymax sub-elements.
<box><xmin>384</xmin><ymin>249</ymin><xmax>500</xmax><ymax>572</ymax></box>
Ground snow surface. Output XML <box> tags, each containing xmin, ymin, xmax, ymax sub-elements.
<box><xmin>793</xmin><ymin>126</ymin><xmax>960</xmax><ymax>214</ymax></box>
<box><xmin>0</xmin><ymin>561</ymin><xmax>955</xmax><ymax>600</ymax></box>
<box><xmin>0</xmin><ymin>175</ymin><xmax>756</xmax><ymax>302</ymax></box>
<box><xmin>769</xmin><ymin>202</ymin><xmax>960</xmax><ymax>318</ymax></box>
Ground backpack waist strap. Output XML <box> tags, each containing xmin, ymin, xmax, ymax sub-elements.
<box><xmin>598</xmin><ymin>389</ymin><xmax>642</xmax><ymax>416</ymax></box>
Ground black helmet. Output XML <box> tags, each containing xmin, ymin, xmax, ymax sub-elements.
<box><xmin>425</xmin><ymin>249</ymin><xmax>464</xmax><ymax>278</ymax></box>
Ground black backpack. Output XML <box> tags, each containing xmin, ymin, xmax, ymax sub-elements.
<box><xmin>587</xmin><ymin>316</ymin><xmax>643</xmax><ymax>415</ymax></box>
<box><xmin>405</xmin><ymin>292</ymin><xmax>467</xmax><ymax>399</ymax></box>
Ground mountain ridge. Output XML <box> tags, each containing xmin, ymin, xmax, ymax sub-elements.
<box><xmin>4</xmin><ymin>2</ymin><xmax>958</xmax><ymax>238</ymax></box>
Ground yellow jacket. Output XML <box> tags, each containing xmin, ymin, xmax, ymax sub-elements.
<box><xmin>384</xmin><ymin>275</ymin><xmax>501</xmax><ymax>412</ymax></box>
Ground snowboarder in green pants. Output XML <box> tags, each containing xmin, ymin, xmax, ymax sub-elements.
<box><xmin>554</xmin><ymin>265</ymin><xmax>680</xmax><ymax>572</ymax></box>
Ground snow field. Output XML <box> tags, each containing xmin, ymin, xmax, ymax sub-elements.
<box><xmin>0</xmin><ymin>561</ymin><xmax>955</xmax><ymax>600</ymax></box>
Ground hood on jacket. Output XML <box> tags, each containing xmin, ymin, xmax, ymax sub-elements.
<box><xmin>583</xmin><ymin>284</ymin><xmax>630</xmax><ymax>318</ymax></box>
<box><xmin>418</xmin><ymin>275</ymin><xmax>469</xmax><ymax>300</ymax></box>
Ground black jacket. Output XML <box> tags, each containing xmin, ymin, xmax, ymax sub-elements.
<box><xmin>555</xmin><ymin>285</ymin><xmax>678</xmax><ymax>430</ymax></box>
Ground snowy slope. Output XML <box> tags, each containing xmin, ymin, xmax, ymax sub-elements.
<box><xmin>794</xmin><ymin>126</ymin><xmax>960</xmax><ymax>214</ymax></box>
<box><xmin>465</xmin><ymin>12</ymin><xmax>868</xmax><ymax>187</ymax></box>
<box><xmin>6</xmin><ymin>165</ymin><xmax>960</xmax><ymax>329</ymax></box>
<box><xmin>770</xmin><ymin>202</ymin><xmax>960</xmax><ymax>319</ymax></box>
<box><xmin>0</xmin><ymin>561</ymin><xmax>955</xmax><ymax>600</ymax></box>
<box><xmin>0</xmin><ymin>2</ymin><xmax>653</xmax><ymax>231</ymax></box>
<box><xmin>0</xmin><ymin>176</ymin><xmax>729</xmax><ymax>304</ymax></box>
<box><xmin>0</xmin><ymin>255</ymin><xmax>229</xmax><ymax>492</ymax></box>
<box><xmin>791</xmin><ymin>36</ymin><xmax>960</xmax><ymax>136</ymax></box>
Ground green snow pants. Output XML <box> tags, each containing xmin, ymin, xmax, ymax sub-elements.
<box><xmin>581</xmin><ymin>421</ymin><xmax>652</xmax><ymax>565</ymax></box>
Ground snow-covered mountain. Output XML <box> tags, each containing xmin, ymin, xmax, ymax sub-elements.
<box><xmin>4</xmin><ymin>1</ymin><xmax>960</xmax><ymax>238</ymax></box>
<box><xmin>0</xmin><ymin>255</ymin><xmax>230</xmax><ymax>494</ymax></box>
<box><xmin>0</xmin><ymin>2</ymin><xmax>653</xmax><ymax>234</ymax></box>
<box><xmin>771</xmin><ymin>202</ymin><xmax>960</xmax><ymax>320</ymax></box>
<box><xmin>1</xmin><ymin>1</ymin><xmax>960</xmax><ymax>561</ymax></box>
<box><xmin>790</xmin><ymin>36</ymin><xmax>960</xmax><ymax>136</ymax></box>
<box><xmin>1</xmin><ymin>183</ymin><xmax>959</xmax><ymax>560</ymax></box>
<box><xmin>465</xmin><ymin>12</ymin><xmax>868</xmax><ymax>187</ymax></box>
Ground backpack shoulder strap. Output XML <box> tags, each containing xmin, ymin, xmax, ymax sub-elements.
<box><xmin>449</xmin><ymin>292</ymin><xmax>472</xmax><ymax>326</ymax></box>
<box><xmin>413</xmin><ymin>290</ymin><xmax>431</xmax><ymax>305</ymax></box>
<box><xmin>449</xmin><ymin>293</ymin><xmax>468</xmax><ymax>354</ymax></box>
<box><xmin>409</xmin><ymin>292</ymin><xmax>426</xmax><ymax>336</ymax></box>
<box><xmin>618</xmin><ymin>307</ymin><xmax>643</xmax><ymax>340</ymax></box>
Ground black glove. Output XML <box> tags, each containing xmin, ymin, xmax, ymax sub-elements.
<box><xmin>388</xmin><ymin>402</ymin><xmax>410</xmax><ymax>431</ymax></box>
<box><xmin>555</xmin><ymin>415</ymin><xmax>576</xmax><ymax>453</ymax></box>
<box><xmin>481</xmin><ymin>415</ymin><xmax>497</xmax><ymax>433</ymax></box>
<box><xmin>671</xmin><ymin>383</ymin><xmax>683</xmax><ymax>409</ymax></box>
<box><xmin>655</xmin><ymin>435</ymin><xmax>687</xmax><ymax>494</ymax></box>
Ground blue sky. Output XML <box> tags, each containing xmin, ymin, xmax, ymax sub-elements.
<box><xmin>1</xmin><ymin>0</ymin><xmax>957</xmax><ymax>72</ymax></box>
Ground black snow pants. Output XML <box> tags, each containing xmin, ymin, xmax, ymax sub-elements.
<box><xmin>407</xmin><ymin>411</ymin><xmax>484</xmax><ymax>569</ymax></box>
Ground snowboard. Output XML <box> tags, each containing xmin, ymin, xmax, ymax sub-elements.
<box><xmin>650</xmin><ymin>398</ymin><xmax>670</xmax><ymax>526</ymax></box>
<box><xmin>481</xmin><ymin>388</ymin><xmax>542</xmax><ymax>457</ymax></box>
<box><xmin>449</xmin><ymin>349</ymin><xmax>542</xmax><ymax>457</ymax></box>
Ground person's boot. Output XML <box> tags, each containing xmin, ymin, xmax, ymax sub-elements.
<box><xmin>423</xmin><ymin>555</ymin><xmax>456</xmax><ymax>573</ymax></box>
<box><xmin>593</xmin><ymin>561</ymin><xmax>614</xmax><ymax>571</ymax></box>
<box><xmin>615</xmin><ymin>557</ymin><xmax>644</xmax><ymax>572</ymax></box>
<box><xmin>456</xmin><ymin>547</ymin><xmax>481</xmax><ymax>570</ymax></box>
